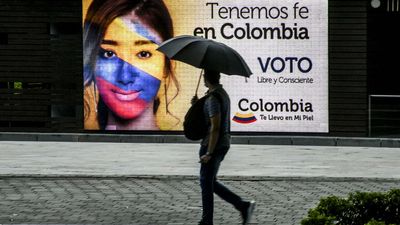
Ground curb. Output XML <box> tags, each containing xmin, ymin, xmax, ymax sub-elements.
<box><xmin>1</xmin><ymin>132</ymin><xmax>400</xmax><ymax>148</ymax></box>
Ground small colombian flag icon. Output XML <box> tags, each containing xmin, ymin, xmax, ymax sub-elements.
<box><xmin>232</xmin><ymin>112</ymin><xmax>257</xmax><ymax>124</ymax></box>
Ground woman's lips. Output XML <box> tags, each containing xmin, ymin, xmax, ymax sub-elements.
<box><xmin>113</xmin><ymin>90</ymin><xmax>141</xmax><ymax>101</ymax></box>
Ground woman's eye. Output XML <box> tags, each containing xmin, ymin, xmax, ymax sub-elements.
<box><xmin>102</xmin><ymin>50</ymin><xmax>116</xmax><ymax>58</ymax></box>
<box><xmin>137</xmin><ymin>51</ymin><xmax>152</xmax><ymax>59</ymax></box>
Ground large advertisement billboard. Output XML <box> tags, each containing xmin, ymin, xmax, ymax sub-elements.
<box><xmin>83</xmin><ymin>0</ymin><xmax>328</xmax><ymax>132</ymax></box>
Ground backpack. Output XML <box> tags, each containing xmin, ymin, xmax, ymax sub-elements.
<box><xmin>183</xmin><ymin>92</ymin><xmax>222</xmax><ymax>141</ymax></box>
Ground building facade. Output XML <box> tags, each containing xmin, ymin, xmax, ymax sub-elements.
<box><xmin>0</xmin><ymin>0</ymin><xmax>398</xmax><ymax>137</ymax></box>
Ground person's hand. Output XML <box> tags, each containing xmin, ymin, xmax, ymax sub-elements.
<box><xmin>199</xmin><ymin>154</ymin><xmax>212</xmax><ymax>164</ymax></box>
<box><xmin>191</xmin><ymin>95</ymin><xmax>199</xmax><ymax>105</ymax></box>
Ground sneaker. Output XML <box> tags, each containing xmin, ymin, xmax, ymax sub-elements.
<box><xmin>241</xmin><ymin>200</ymin><xmax>256</xmax><ymax>225</ymax></box>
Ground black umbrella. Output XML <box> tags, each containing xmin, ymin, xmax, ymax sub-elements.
<box><xmin>157</xmin><ymin>35</ymin><xmax>252</xmax><ymax>96</ymax></box>
<box><xmin>157</xmin><ymin>35</ymin><xmax>252</xmax><ymax>77</ymax></box>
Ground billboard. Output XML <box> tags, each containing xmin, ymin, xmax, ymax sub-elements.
<box><xmin>83</xmin><ymin>0</ymin><xmax>328</xmax><ymax>132</ymax></box>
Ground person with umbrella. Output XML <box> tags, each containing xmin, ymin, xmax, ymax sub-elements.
<box><xmin>158</xmin><ymin>36</ymin><xmax>255</xmax><ymax>225</ymax></box>
<box><xmin>196</xmin><ymin>69</ymin><xmax>256</xmax><ymax>225</ymax></box>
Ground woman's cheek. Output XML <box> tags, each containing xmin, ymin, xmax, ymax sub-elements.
<box><xmin>95</xmin><ymin>59</ymin><xmax>119</xmax><ymax>83</ymax></box>
<box><xmin>136</xmin><ymin>54</ymin><xmax>165</xmax><ymax>81</ymax></box>
<box><xmin>138</xmin><ymin>73</ymin><xmax>161</xmax><ymax>102</ymax></box>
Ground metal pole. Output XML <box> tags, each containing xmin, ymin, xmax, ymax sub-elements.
<box><xmin>368</xmin><ymin>95</ymin><xmax>371</xmax><ymax>137</ymax></box>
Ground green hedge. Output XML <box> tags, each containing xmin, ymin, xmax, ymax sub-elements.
<box><xmin>301</xmin><ymin>189</ymin><xmax>400</xmax><ymax>225</ymax></box>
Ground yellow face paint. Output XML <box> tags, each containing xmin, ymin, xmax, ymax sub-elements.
<box><xmin>100</xmin><ymin>18</ymin><xmax>165</xmax><ymax>81</ymax></box>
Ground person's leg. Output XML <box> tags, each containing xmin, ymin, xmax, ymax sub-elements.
<box><xmin>214</xmin><ymin>180</ymin><xmax>245</xmax><ymax>211</ymax></box>
<box><xmin>212</xmin><ymin>149</ymin><xmax>256</xmax><ymax>225</ymax></box>
<box><xmin>199</xmin><ymin>146</ymin><xmax>222</xmax><ymax>225</ymax></box>
<box><xmin>210</xmin><ymin>148</ymin><xmax>246</xmax><ymax>211</ymax></box>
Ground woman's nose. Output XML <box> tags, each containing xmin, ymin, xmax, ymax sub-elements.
<box><xmin>117</xmin><ymin>60</ymin><xmax>138</xmax><ymax>85</ymax></box>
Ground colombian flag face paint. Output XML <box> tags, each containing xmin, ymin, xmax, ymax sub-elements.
<box><xmin>95</xmin><ymin>18</ymin><xmax>165</xmax><ymax>120</ymax></box>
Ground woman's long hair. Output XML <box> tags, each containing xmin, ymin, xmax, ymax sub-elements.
<box><xmin>83</xmin><ymin>0</ymin><xmax>179</xmax><ymax>129</ymax></box>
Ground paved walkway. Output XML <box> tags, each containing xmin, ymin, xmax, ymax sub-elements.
<box><xmin>0</xmin><ymin>141</ymin><xmax>399</xmax><ymax>225</ymax></box>
<box><xmin>1</xmin><ymin>177</ymin><xmax>400</xmax><ymax>225</ymax></box>
<box><xmin>0</xmin><ymin>141</ymin><xmax>399</xmax><ymax>178</ymax></box>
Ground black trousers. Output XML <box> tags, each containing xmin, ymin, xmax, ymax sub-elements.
<box><xmin>199</xmin><ymin>145</ymin><xmax>245</xmax><ymax>224</ymax></box>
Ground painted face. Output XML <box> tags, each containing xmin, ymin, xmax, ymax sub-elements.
<box><xmin>95</xmin><ymin>17</ymin><xmax>165</xmax><ymax>120</ymax></box>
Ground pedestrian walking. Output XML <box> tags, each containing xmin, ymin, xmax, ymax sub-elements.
<box><xmin>157</xmin><ymin>36</ymin><xmax>254</xmax><ymax>225</ymax></box>
<box><xmin>193</xmin><ymin>69</ymin><xmax>256</xmax><ymax>225</ymax></box>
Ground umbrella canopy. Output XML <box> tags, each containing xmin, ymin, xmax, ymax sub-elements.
<box><xmin>157</xmin><ymin>35</ymin><xmax>252</xmax><ymax>77</ymax></box>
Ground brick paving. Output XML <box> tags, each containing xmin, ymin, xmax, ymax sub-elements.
<box><xmin>1</xmin><ymin>176</ymin><xmax>399</xmax><ymax>225</ymax></box>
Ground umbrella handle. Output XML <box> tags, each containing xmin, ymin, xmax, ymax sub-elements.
<box><xmin>194</xmin><ymin>69</ymin><xmax>203</xmax><ymax>97</ymax></box>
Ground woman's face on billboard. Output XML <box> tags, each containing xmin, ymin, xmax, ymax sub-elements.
<box><xmin>94</xmin><ymin>16</ymin><xmax>165</xmax><ymax>120</ymax></box>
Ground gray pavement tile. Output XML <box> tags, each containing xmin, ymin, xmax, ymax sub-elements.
<box><xmin>1</xmin><ymin>177</ymin><xmax>399</xmax><ymax>225</ymax></box>
<box><xmin>1</xmin><ymin>142</ymin><xmax>400</xmax><ymax>178</ymax></box>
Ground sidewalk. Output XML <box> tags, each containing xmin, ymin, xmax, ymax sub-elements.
<box><xmin>0</xmin><ymin>141</ymin><xmax>399</xmax><ymax>178</ymax></box>
<box><xmin>1</xmin><ymin>141</ymin><xmax>399</xmax><ymax>225</ymax></box>
<box><xmin>1</xmin><ymin>176</ymin><xmax>399</xmax><ymax>225</ymax></box>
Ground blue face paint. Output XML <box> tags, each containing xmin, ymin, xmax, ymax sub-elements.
<box><xmin>123</xmin><ymin>20</ymin><xmax>162</xmax><ymax>45</ymax></box>
<box><xmin>95</xmin><ymin>50</ymin><xmax>161</xmax><ymax>103</ymax></box>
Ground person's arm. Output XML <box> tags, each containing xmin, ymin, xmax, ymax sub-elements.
<box><xmin>207</xmin><ymin>113</ymin><xmax>221</xmax><ymax>156</ymax></box>
<box><xmin>200</xmin><ymin>96</ymin><xmax>221</xmax><ymax>164</ymax></box>
<box><xmin>200</xmin><ymin>114</ymin><xmax>220</xmax><ymax>164</ymax></box>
